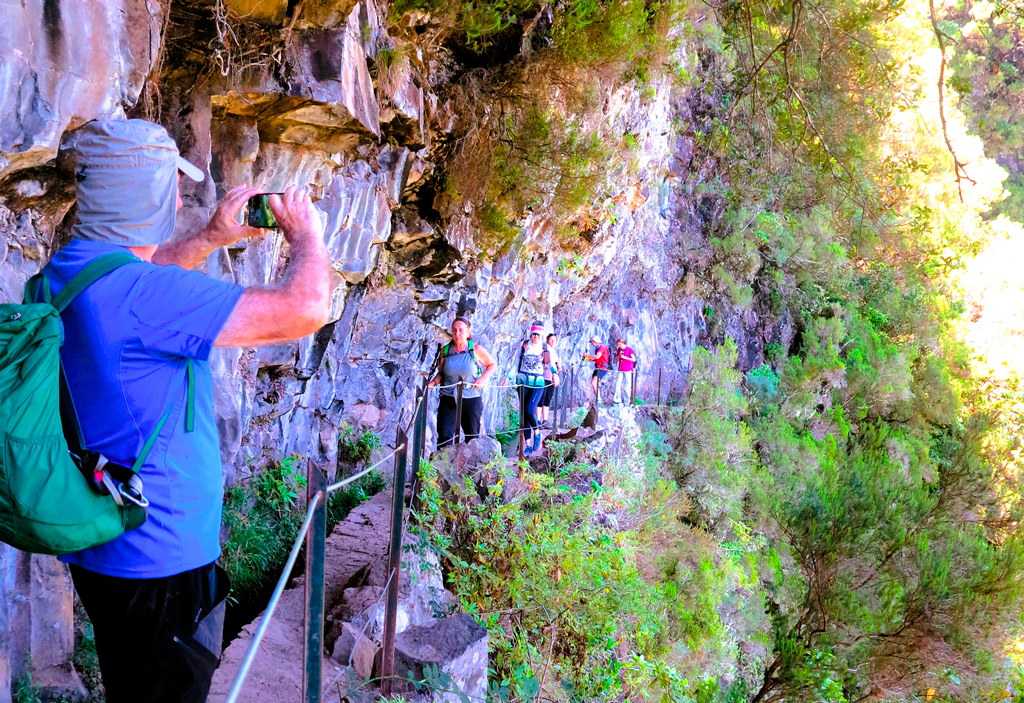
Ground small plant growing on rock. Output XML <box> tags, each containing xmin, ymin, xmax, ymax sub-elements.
<box><xmin>338</xmin><ymin>423</ymin><xmax>382</xmax><ymax>464</ymax></box>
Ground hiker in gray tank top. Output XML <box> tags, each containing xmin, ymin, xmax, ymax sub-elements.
<box><xmin>428</xmin><ymin>317</ymin><xmax>497</xmax><ymax>448</ymax></box>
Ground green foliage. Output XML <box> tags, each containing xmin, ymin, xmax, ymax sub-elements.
<box><xmin>465</xmin><ymin>105</ymin><xmax>610</xmax><ymax>254</ymax></box>
<box><xmin>72</xmin><ymin>609</ymin><xmax>103</xmax><ymax>703</ymax></box>
<box><xmin>415</xmin><ymin>459</ymin><xmax>699</xmax><ymax>700</ymax></box>
<box><xmin>12</xmin><ymin>669</ymin><xmax>43</xmax><ymax>703</ymax></box>
<box><xmin>391</xmin><ymin>0</ymin><xmax>677</xmax><ymax>67</ymax></box>
<box><xmin>671</xmin><ymin>338</ymin><xmax>756</xmax><ymax>531</ymax></box>
<box><xmin>338</xmin><ymin>423</ymin><xmax>382</xmax><ymax>465</ymax></box>
<box><xmin>949</xmin><ymin>0</ymin><xmax>1024</xmax><ymax>221</ymax></box>
<box><xmin>495</xmin><ymin>392</ymin><xmax>521</xmax><ymax>446</ymax></box>
<box><xmin>556</xmin><ymin>254</ymin><xmax>586</xmax><ymax>278</ymax></box>
<box><xmin>327</xmin><ymin>471</ymin><xmax>386</xmax><ymax>529</ymax></box>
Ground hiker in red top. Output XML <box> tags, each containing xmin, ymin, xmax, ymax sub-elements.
<box><xmin>613</xmin><ymin>337</ymin><xmax>637</xmax><ymax>405</ymax></box>
<box><xmin>583</xmin><ymin>335</ymin><xmax>610</xmax><ymax>404</ymax></box>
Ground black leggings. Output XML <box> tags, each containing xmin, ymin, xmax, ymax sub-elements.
<box><xmin>520</xmin><ymin>386</ymin><xmax>545</xmax><ymax>442</ymax></box>
<box><xmin>437</xmin><ymin>395</ymin><xmax>483</xmax><ymax>448</ymax></box>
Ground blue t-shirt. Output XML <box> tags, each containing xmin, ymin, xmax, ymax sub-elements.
<box><xmin>48</xmin><ymin>240</ymin><xmax>244</xmax><ymax>579</ymax></box>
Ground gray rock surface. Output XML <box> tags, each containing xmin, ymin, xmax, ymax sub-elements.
<box><xmin>0</xmin><ymin>549</ymin><xmax>85</xmax><ymax>702</ymax></box>
<box><xmin>330</xmin><ymin>621</ymin><xmax>378</xmax><ymax>682</ymax></box>
<box><xmin>0</xmin><ymin>0</ymin><xmax>159</xmax><ymax>179</ymax></box>
<box><xmin>388</xmin><ymin>614</ymin><xmax>488</xmax><ymax>702</ymax></box>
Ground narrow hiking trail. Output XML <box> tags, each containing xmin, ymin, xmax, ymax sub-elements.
<box><xmin>210</xmin><ymin>402</ymin><xmax>646</xmax><ymax>702</ymax></box>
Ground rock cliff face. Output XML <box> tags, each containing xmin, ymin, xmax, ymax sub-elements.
<box><xmin>0</xmin><ymin>0</ymin><xmax>788</xmax><ymax>697</ymax></box>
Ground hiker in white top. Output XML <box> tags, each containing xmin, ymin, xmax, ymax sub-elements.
<box><xmin>537</xmin><ymin>333</ymin><xmax>562</xmax><ymax>428</ymax></box>
<box><xmin>513</xmin><ymin>323</ymin><xmax>551</xmax><ymax>456</ymax></box>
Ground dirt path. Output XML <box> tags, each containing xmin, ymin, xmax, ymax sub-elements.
<box><xmin>209</xmin><ymin>490</ymin><xmax>394</xmax><ymax>703</ymax></box>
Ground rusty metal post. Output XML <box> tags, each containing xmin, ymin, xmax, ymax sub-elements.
<box><xmin>303</xmin><ymin>460</ymin><xmax>327</xmax><ymax>703</ymax></box>
<box><xmin>631</xmin><ymin>356</ymin><xmax>638</xmax><ymax>406</ymax></box>
<box><xmin>454</xmin><ymin>381</ymin><xmax>464</xmax><ymax>444</ymax></box>
<box><xmin>552</xmin><ymin>381</ymin><xmax>560</xmax><ymax>439</ymax></box>
<box><xmin>418</xmin><ymin>390</ymin><xmax>428</xmax><ymax>460</ymax></box>
<box><xmin>560</xmin><ymin>371</ymin><xmax>568</xmax><ymax>428</ymax></box>
<box><xmin>380</xmin><ymin>429</ymin><xmax>408</xmax><ymax>697</ymax></box>
<box><xmin>569</xmin><ymin>366</ymin><xmax>576</xmax><ymax>415</ymax></box>
<box><xmin>410</xmin><ymin>383</ymin><xmax>425</xmax><ymax>485</ymax></box>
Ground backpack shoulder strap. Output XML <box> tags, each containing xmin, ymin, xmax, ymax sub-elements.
<box><xmin>23</xmin><ymin>274</ymin><xmax>51</xmax><ymax>305</ymax></box>
<box><xmin>51</xmin><ymin>253</ymin><xmax>140</xmax><ymax>313</ymax></box>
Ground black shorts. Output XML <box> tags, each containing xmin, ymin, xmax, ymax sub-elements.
<box><xmin>538</xmin><ymin>383</ymin><xmax>555</xmax><ymax>407</ymax></box>
<box><xmin>592</xmin><ymin>369</ymin><xmax>608</xmax><ymax>380</ymax></box>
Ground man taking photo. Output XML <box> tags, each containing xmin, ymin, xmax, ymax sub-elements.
<box><xmin>44</xmin><ymin>119</ymin><xmax>331</xmax><ymax>703</ymax></box>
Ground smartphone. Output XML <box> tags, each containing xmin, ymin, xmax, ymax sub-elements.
<box><xmin>246</xmin><ymin>193</ymin><xmax>283</xmax><ymax>229</ymax></box>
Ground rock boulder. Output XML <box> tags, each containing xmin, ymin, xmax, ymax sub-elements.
<box><xmin>387</xmin><ymin>614</ymin><xmax>488</xmax><ymax>702</ymax></box>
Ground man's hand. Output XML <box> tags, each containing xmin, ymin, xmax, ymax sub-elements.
<box><xmin>153</xmin><ymin>183</ymin><xmax>266</xmax><ymax>269</ymax></box>
<box><xmin>214</xmin><ymin>184</ymin><xmax>331</xmax><ymax>348</ymax></box>
<box><xmin>268</xmin><ymin>187</ymin><xmax>323</xmax><ymax>245</ymax></box>
<box><xmin>202</xmin><ymin>185</ymin><xmax>266</xmax><ymax>248</ymax></box>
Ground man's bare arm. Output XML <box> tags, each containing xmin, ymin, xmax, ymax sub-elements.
<box><xmin>153</xmin><ymin>185</ymin><xmax>263</xmax><ymax>269</ymax></box>
<box><xmin>215</xmin><ymin>188</ymin><xmax>332</xmax><ymax>347</ymax></box>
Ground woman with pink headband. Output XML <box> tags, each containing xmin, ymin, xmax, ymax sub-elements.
<box><xmin>514</xmin><ymin>322</ymin><xmax>551</xmax><ymax>456</ymax></box>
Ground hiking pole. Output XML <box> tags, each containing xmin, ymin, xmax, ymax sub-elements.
<box><xmin>380</xmin><ymin>429</ymin><xmax>408</xmax><ymax>698</ymax></box>
<box><xmin>454</xmin><ymin>381</ymin><xmax>464</xmax><ymax>445</ymax></box>
<box><xmin>657</xmin><ymin>367</ymin><xmax>662</xmax><ymax>407</ymax></box>
<box><xmin>303</xmin><ymin>460</ymin><xmax>327</xmax><ymax>703</ymax></box>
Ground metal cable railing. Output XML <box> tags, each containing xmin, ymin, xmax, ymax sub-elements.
<box><xmin>225</xmin><ymin>492</ymin><xmax>322</xmax><ymax>703</ymax></box>
<box><xmin>326</xmin><ymin>446</ymin><xmax>404</xmax><ymax>494</ymax></box>
<box><xmin>219</xmin><ymin>351</ymin><xmax>651</xmax><ymax>702</ymax></box>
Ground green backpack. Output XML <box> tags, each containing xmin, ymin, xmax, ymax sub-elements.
<box><xmin>0</xmin><ymin>253</ymin><xmax>191</xmax><ymax>555</ymax></box>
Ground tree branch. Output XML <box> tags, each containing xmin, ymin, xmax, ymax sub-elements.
<box><xmin>929</xmin><ymin>0</ymin><xmax>976</xmax><ymax>202</ymax></box>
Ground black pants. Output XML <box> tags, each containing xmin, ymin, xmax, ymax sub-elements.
<box><xmin>520</xmin><ymin>386</ymin><xmax>545</xmax><ymax>442</ymax></box>
<box><xmin>437</xmin><ymin>395</ymin><xmax>483</xmax><ymax>448</ymax></box>
<box><xmin>71</xmin><ymin>562</ymin><xmax>229</xmax><ymax>703</ymax></box>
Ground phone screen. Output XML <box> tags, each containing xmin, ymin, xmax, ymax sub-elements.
<box><xmin>246</xmin><ymin>194</ymin><xmax>283</xmax><ymax>229</ymax></box>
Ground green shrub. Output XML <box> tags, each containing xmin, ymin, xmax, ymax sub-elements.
<box><xmin>338</xmin><ymin>423</ymin><xmax>382</xmax><ymax>465</ymax></box>
<box><xmin>671</xmin><ymin>338</ymin><xmax>756</xmax><ymax>531</ymax></box>
<box><xmin>495</xmin><ymin>392</ymin><xmax>521</xmax><ymax>446</ymax></box>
